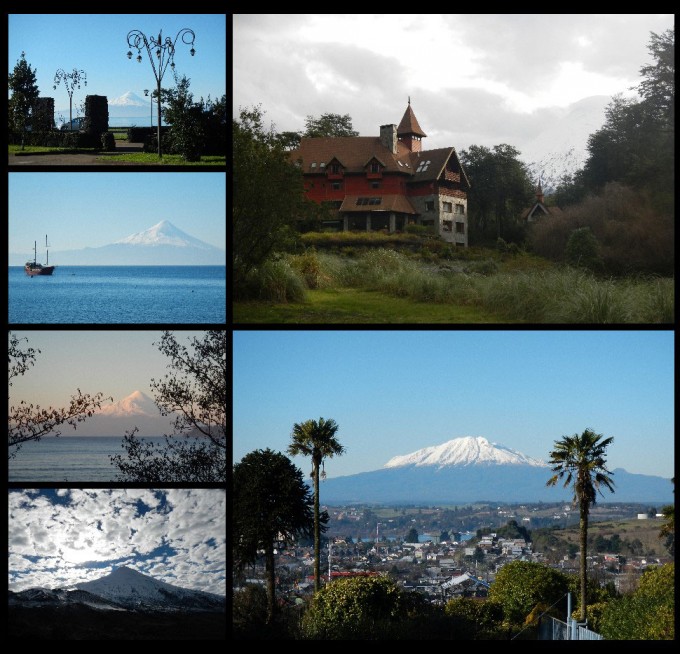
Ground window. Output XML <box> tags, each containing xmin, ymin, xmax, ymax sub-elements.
<box><xmin>455</xmin><ymin>204</ymin><xmax>465</xmax><ymax>214</ymax></box>
<box><xmin>311</xmin><ymin>162</ymin><xmax>317</xmax><ymax>169</ymax></box>
<box><xmin>397</xmin><ymin>161</ymin><xmax>403</xmax><ymax>167</ymax></box>
<box><xmin>356</xmin><ymin>197</ymin><xmax>381</xmax><ymax>206</ymax></box>
<box><xmin>455</xmin><ymin>222</ymin><xmax>465</xmax><ymax>234</ymax></box>
<box><xmin>320</xmin><ymin>162</ymin><xmax>326</xmax><ymax>169</ymax></box>
<box><xmin>416</xmin><ymin>159</ymin><xmax>431</xmax><ymax>173</ymax></box>
<box><xmin>443</xmin><ymin>202</ymin><xmax>453</xmax><ymax>213</ymax></box>
<box><xmin>331</xmin><ymin>164</ymin><xmax>340</xmax><ymax>174</ymax></box>
<box><xmin>442</xmin><ymin>220</ymin><xmax>453</xmax><ymax>232</ymax></box>
<box><xmin>332</xmin><ymin>182</ymin><xmax>341</xmax><ymax>190</ymax></box>
<box><xmin>425</xmin><ymin>201</ymin><xmax>434</xmax><ymax>212</ymax></box>
<box><xmin>371</xmin><ymin>181</ymin><xmax>380</xmax><ymax>189</ymax></box>
<box><xmin>371</xmin><ymin>162</ymin><xmax>380</xmax><ymax>173</ymax></box>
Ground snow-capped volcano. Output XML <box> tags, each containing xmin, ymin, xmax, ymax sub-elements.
<box><xmin>10</xmin><ymin>220</ymin><xmax>226</xmax><ymax>266</ymax></box>
<box><xmin>10</xmin><ymin>567</ymin><xmax>225</xmax><ymax>613</ymax></box>
<box><xmin>98</xmin><ymin>390</ymin><xmax>157</xmax><ymax>417</ymax></box>
<box><xmin>114</xmin><ymin>220</ymin><xmax>215</xmax><ymax>249</ymax></box>
<box><xmin>384</xmin><ymin>436</ymin><xmax>547</xmax><ymax>469</ymax></box>
<box><xmin>75</xmin><ymin>566</ymin><xmax>224</xmax><ymax>611</ymax></box>
<box><xmin>108</xmin><ymin>91</ymin><xmax>147</xmax><ymax>107</ymax></box>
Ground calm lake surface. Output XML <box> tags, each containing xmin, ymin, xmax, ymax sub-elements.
<box><xmin>8</xmin><ymin>436</ymin><xmax>169</xmax><ymax>482</ymax></box>
<box><xmin>8</xmin><ymin>266</ymin><xmax>226</xmax><ymax>324</ymax></box>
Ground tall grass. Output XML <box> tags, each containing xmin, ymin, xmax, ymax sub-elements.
<box><xmin>289</xmin><ymin>250</ymin><xmax>674</xmax><ymax>323</ymax></box>
<box><xmin>238</xmin><ymin>259</ymin><xmax>306</xmax><ymax>303</ymax></box>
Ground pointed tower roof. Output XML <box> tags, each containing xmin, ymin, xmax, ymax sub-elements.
<box><xmin>397</xmin><ymin>101</ymin><xmax>427</xmax><ymax>137</ymax></box>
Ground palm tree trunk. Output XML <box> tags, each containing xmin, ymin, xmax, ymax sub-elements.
<box><xmin>265</xmin><ymin>543</ymin><xmax>276</xmax><ymax>624</ymax></box>
<box><xmin>313</xmin><ymin>463</ymin><xmax>320</xmax><ymax>593</ymax></box>
<box><xmin>579</xmin><ymin>501</ymin><xmax>588</xmax><ymax>622</ymax></box>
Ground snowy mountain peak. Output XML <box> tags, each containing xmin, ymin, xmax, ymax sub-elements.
<box><xmin>98</xmin><ymin>390</ymin><xmax>156</xmax><ymax>417</ymax></box>
<box><xmin>384</xmin><ymin>436</ymin><xmax>547</xmax><ymax>469</ymax></box>
<box><xmin>109</xmin><ymin>91</ymin><xmax>147</xmax><ymax>107</ymax></box>
<box><xmin>114</xmin><ymin>220</ymin><xmax>215</xmax><ymax>249</ymax></box>
<box><xmin>74</xmin><ymin>566</ymin><xmax>225</xmax><ymax>611</ymax></box>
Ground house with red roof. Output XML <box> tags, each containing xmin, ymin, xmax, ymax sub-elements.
<box><xmin>290</xmin><ymin>101</ymin><xmax>471</xmax><ymax>246</ymax></box>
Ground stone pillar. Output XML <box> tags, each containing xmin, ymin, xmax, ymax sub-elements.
<box><xmin>389</xmin><ymin>213</ymin><xmax>396</xmax><ymax>233</ymax></box>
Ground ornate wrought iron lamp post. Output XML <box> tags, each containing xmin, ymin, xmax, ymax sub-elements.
<box><xmin>126</xmin><ymin>28</ymin><xmax>195</xmax><ymax>158</ymax></box>
<box><xmin>53</xmin><ymin>68</ymin><xmax>87</xmax><ymax>131</ymax></box>
<box><xmin>143</xmin><ymin>89</ymin><xmax>160</xmax><ymax>128</ymax></box>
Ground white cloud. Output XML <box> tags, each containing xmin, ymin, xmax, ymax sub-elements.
<box><xmin>8</xmin><ymin>489</ymin><xmax>225</xmax><ymax>595</ymax></box>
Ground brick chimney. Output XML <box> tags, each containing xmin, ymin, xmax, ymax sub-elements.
<box><xmin>380</xmin><ymin>124</ymin><xmax>398</xmax><ymax>154</ymax></box>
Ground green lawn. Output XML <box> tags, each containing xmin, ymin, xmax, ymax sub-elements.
<box><xmin>100</xmin><ymin>152</ymin><xmax>226</xmax><ymax>165</ymax></box>
<box><xmin>9</xmin><ymin>144</ymin><xmax>98</xmax><ymax>154</ymax></box>
<box><xmin>233</xmin><ymin>288</ymin><xmax>512</xmax><ymax>323</ymax></box>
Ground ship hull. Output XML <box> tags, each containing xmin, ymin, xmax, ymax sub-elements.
<box><xmin>25</xmin><ymin>266</ymin><xmax>55</xmax><ymax>276</ymax></box>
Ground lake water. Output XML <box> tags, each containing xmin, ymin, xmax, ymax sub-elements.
<box><xmin>8</xmin><ymin>436</ymin><xmax>169</xmax><ymax>482</ymax></box>
<box><xmin>8</xmin><ymin>266</ymin><xmax>226</xmax><ymax>324</ymax></box>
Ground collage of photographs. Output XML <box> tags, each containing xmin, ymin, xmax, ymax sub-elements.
<box><xmin>7</xmin><ymin>14</ymin><xmax>227</xmax><ymax>639</ymax></box>
<box><xmin>231</xmin><ymin>14</ymin><xmax>674</xmax><ymax>641</ymax></box>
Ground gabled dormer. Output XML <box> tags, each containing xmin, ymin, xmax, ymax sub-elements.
<box><xmin>363</xmin><ymin>156</ymin><xmax>385</xmax><ymax>179</ymax></box>
<box><xmin>326</xmin><ymin>156</ymin><xmax>345</xmax><ymax>179</ymax></box>
<box><xmin>397</xmin><ymin>99</ymin><xmax>427</xmax><ymax>153</ymax></box>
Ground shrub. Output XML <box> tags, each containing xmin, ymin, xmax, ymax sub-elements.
<box><xmin>100</xmin><ymin>131</ymin><xmax>115</xmax><ymax>151</ymax></box>
<box><xmin>236</xmin><ymin>259</ymin><xmax>306</xmax><ymax>303</ymax></box>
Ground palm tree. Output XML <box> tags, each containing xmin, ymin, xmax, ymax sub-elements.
<box><xmin>546</xmin><ymin>428</ymin><xmax>615</xmax><ymax>622</ymax></box>
<box><xmin>288</xmin><ymin>417</ymin><xmax>344</xmax><ymax>592</ymax></box>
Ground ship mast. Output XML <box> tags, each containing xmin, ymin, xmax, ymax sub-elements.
<box><xmin>45</xmin><ymin>234</ymin><xmax>49</xmax><ymax>266</ymax></box>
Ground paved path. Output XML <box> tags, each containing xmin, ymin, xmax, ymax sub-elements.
<box><xmin>8</xmin><ymin>142</ymin><xmax>147</xmax><ymax>166</ymax></box>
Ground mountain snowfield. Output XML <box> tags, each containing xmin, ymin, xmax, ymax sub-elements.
<box><xmin>108</xmin><ymin>91</ymin><xmax>147</xmax><ymax>107</ymax></box>
<box><xmin>98</xmin><ymin>390</ymin><xmax>157</xmax><ymax>417</ymax></box>
<box><xmin>115</xmin><ymin>220</ymin><xmax>217</xmax><ymax>249</ymax></box>
<box><xmin>9</xmin><ymin>566</ymin><xmax>225</xmax><ymax>613</ymax></box>
<box><xmin>319</xmin><ymin>435</ymin><xmax>673</xmax><ymax>505</ymax></box>
<box><xmin>10</xmin><ymin>220</ymin><xmax>226</xmax><ymax>266</ymax></box>
<box><xmin>385</xmin><ymin>436</ymin><xmax>546</xmax><ymax>469</ymax></box>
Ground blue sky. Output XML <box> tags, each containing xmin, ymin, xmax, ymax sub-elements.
<box><xmin>9</xmin><ymin>172</ymin><xmax>226</xmax><ymax>252</ymax></box>
<box><xmin>9</xmin><ymin>14</ymin><xmax>226</xmax><ymax>112</ymax></box>
<box><xmin>9</xmin><ymin>330</ymin><xmax>209</xmax><ymax>419</ymax></box>
<box><xmin>8</xmin><ymin>489</ymin><xmax>226</xmax><ymax>594</ymax></box>
<box><xmin>233</xmin><ymin>330</ymin><xmax>674</xmax><ymax>479</ymax></box>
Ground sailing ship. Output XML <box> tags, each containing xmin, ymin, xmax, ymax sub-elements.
<box><xmin>24</xmin><ymin>235</ymin><xmax>55</xmax><ymax>276</ymax></box>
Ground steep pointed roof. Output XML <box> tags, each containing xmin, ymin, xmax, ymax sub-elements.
<box><xmin>397</xmin><ymin>102</ymin><xmax>427</xmax><ymax>137</ymax></box>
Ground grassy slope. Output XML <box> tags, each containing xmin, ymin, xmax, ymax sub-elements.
<box><xmin>234</xmin><ymin>288</ymin><xmax>513</xmax><ymax>324</ymax></box>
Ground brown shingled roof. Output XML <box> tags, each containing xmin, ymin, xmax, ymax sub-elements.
<box><xmin>339</xmin><ymin>194</ymin><xmax>418</xmax><ymax>214</ymax></box>
<box><xmin>397</xmin><ymin>104</ymin><xmax>427</xmax><ymax>137</ymax></box>
<box><xmin>290</xmin><ymin>137</ymin><xmax>415</xmax><ymax>174</ymax></box>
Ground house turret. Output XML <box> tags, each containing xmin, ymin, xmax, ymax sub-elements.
<box><xmin>397</xmin><ymin>99</ymin><xmax>427</xmax><ymax>152</ymax></box>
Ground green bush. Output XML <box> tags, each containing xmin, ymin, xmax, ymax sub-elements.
<box><xmin>565</xmin><ymin>227</ymin><xmax>604</xmax><ymax>272</ymax></box>
<box><xmin>445</xmin><ymin>598</ymin><xmax>506</xmax><ymax>639</ymax></box>
<box><xmin>101</xmin><ymin>131</ymin><xmax>115</xmax><ymax>151</ymax></box>
<box><xmin>237</xmin><ymin>259</ymin><xmax>306</xmax><ymax>303</ymax></box>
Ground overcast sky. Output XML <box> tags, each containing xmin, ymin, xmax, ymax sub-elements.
<box><xmin>233</xmin><ymin>330</ymin><xmax>674</xmax><ymax>480</ymax></box>
<box><xmin>234</xmin><ymin>14</ymin><xmax>674</xmax><ymax>159</ymax></box>
<box><xmin>8</xmin><ymin>489</ymin><xmax>225</xmax><ymax>595</ymax></box>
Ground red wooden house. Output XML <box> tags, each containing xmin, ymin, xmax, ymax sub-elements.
<box><xmin>290</xmin><ymin>102</ymin><xmax>470</xmax><ymax>246</ymax></box>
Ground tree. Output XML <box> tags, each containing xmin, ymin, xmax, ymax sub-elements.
<box><xmin>459</xmin><ymin>144</ymin><xmax>534</xmax><ymax>244</ymax></box>
<box><xmin>287</xmin><ymin>417</ymin><xmax>344</xmax><ymax>593</ymax></box>
<box><xmin>564</xmin><ymin>226</ymin><xmax>603</xmax><ymax>272</ymax></box>
<box><xmin>233</xmin><ymin>449</ymin><xmax>314</xmax><ymax>624</ymax></box>
<box><xmin>8</xmin><ymin>333</ymin><xmax>110</xmax><ymax>458</ymax></box>
<box><xmin>636</xmin><ymin>28</ymin><xmax>674</xmax><ymax>129</ymax></box>
<box><xmin>304</xmin><ymin>112</ymin><xmax>358</xmax><ymax>138</ymax></box>
<box><xmin>110</xmin><ymin>331</ymin><xmax>226</xmax><ymax>482</ymax></box>
<box><xmin>599</xmin><ymin>563</ymin><xmax>674</xmax><ymax>640</ymax></box>
<box><xmin>302</xmin><ymin>576</ymin><xmax>434</xmax><ymax>639</ymax></box>
<box><xmin>8</xmin><ymin>51</ymin><xmax>39</xmax><ymax>150</ymax></box>
<box><xmin>233</xmin><ymin>105</ymin><xmax>309</xmax><ymax>292</ymax></box>
<box><xmin>161</xmin><ymin>75</ymin><xmax>204</xmax><ymax>161</ymax></box>
<box><xmin>658</xmin><ymin>478</ymin><xmax>674</xmax><ymax>555</ymax></box>
<box><xmin>546</xmin><ymin>428</ymin><xmax>615</xmax><ymax>621</ymax></box>
<box><xmin>405</xmin><ymin>527</ymin><xmax>419</xmax><ymax>543</ymax></box>
<box><xmin>489</xmin><ymin>561</ymin><xmax>571</xmax><ymax>627</ymax></box>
